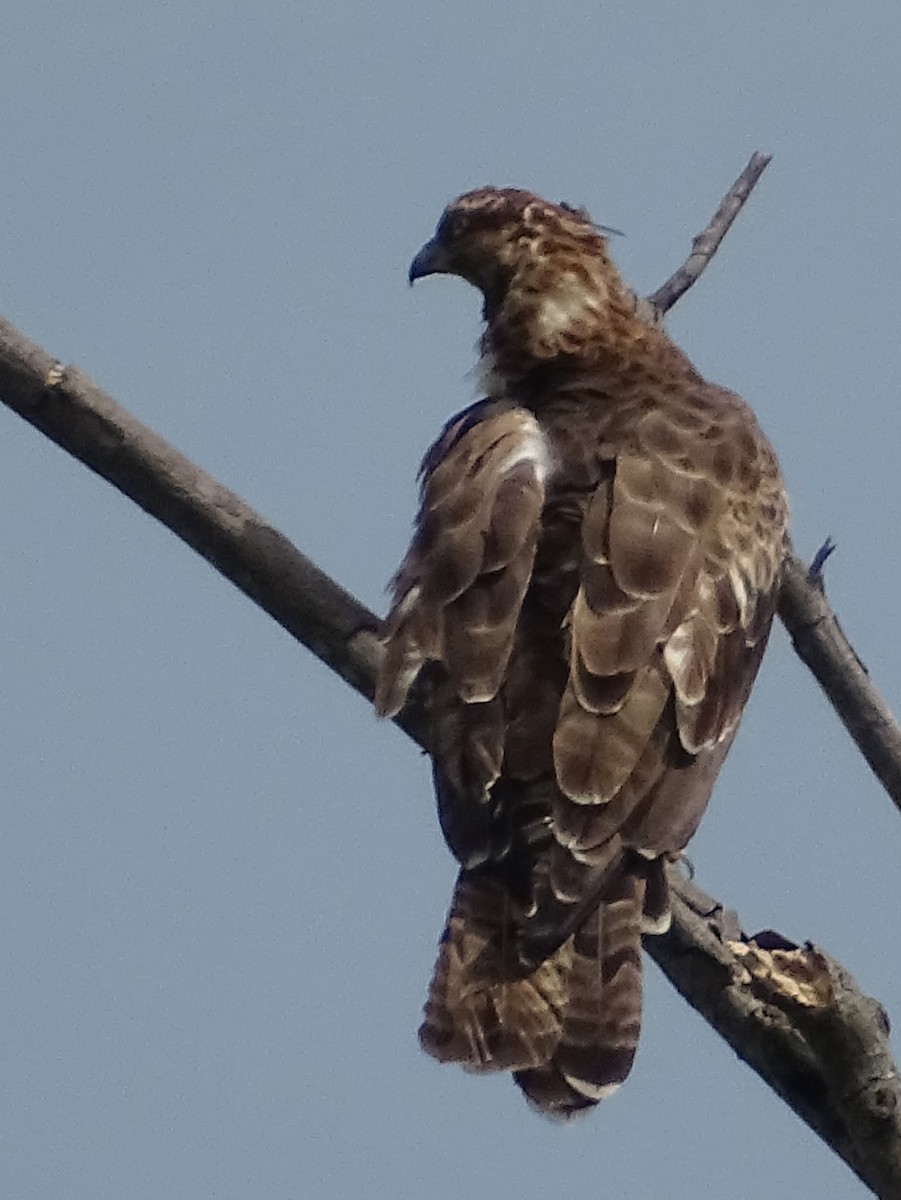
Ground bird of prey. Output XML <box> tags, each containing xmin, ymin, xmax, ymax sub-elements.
<box><xmin>375</xmin><ymin>187</ymin><xmax>788</xmax><ymax>1117</ymax></box>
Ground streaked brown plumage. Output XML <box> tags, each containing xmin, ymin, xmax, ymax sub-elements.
<box><xmin>376</xmin><ymin>187</ymin><xmax>788</xmax><ymax>1116</ymax></box>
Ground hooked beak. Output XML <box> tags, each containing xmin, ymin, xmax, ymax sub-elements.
<box><xmin>408</xmin><ymin>237</ymin><xmax>452</xmax><ymax>285</ymax></box>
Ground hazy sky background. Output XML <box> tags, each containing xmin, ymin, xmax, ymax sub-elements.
<box><xmin>2</xmin><ymin>4</ymin><xmax>900</xmax><ymax>1197</ymax></box>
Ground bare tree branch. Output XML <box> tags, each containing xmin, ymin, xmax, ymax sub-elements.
<box><xmin>647</xmin><ymin>151</ymin><xmax>772</xmax><ymax>314</ymax></box>
<box><xmin>2</xmin><ymin>159</ymin><xmax>901</xmax><ymax>1193</ymax></box>
<box><xmin>660</xmin><ymin>874</ymin><xmax>901</xmax><ymax>1197</ymax></box>
<box><xmin>0</xmin><ymin>319</ymin><xmax>403</xmax><ymax>735</ymax></box>
<box><xmin>778</xmin><ymin>552</ymin><xmax>901</xmax><ymax>816</ymax></box>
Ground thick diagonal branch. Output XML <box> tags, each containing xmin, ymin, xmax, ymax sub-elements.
<box><xmin>0</xmin><ymin>320</ymin><xmax>398</xmax><ymax>733</ymax></box>
<box><xmin>658</xmin><ymin>877</ymin><xmax>901</xmax><ymax>1197</ymax></box>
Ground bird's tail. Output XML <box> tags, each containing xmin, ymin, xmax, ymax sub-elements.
<box><xmin>514</xmin><ymin>871</ymin><xmax>644</xmax><ymax>1116</ymax></box>
<box><xmin>419</xmin><ymin>869</ymin><xmax>645</xmax><ymax>1117</ymax></box>
<box><xmin>419</xmin><ymin>872</ymin><xmax>572</xmax><ymax>1072</ymax></box>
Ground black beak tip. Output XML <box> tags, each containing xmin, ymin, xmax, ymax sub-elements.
<box><xmin>408</xmin><ymin>238</ymin><xmax>445</xmax><ymax>286</ymax></box>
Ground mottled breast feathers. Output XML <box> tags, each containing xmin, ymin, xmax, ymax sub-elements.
<box><xmin>376</xmin><ymin>186</ymin><xmax>788</xmax><ymax>1117</ymax></box>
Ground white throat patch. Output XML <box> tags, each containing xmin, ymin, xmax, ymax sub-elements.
<box><xmin>534</xmin><ymin>271</ymin><xmax>606</xmax><ymax>341</ymax></box>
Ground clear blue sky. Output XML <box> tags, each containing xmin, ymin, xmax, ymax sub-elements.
<box><xmin>1</xmin><ymin>3</ymin><xmax>899</xmax><ymax>1197</ymax></box>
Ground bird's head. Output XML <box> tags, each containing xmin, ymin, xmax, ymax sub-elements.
<box><xmin>409</xmin><ymin>188</ymin><xmax>635</xmax><ymax>363</ymax></box>
<box><xmin>410</xmin><ymin>188</ymin><xmax>602</xmax><ymax>297</ymax></box>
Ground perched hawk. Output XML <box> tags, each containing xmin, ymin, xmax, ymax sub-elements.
<box><xmin>376</xmin><ymin>187</ymin><xmax>788</xmax><ymax>1117</ymax></box>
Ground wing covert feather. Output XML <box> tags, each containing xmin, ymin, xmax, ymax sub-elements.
<box><xmin>375</xmin><ymin>402</ymin><xmax>546</xmax><ymax>717</ymax></box>
<box><xmin>552</xmin><ymin>414</ymin><xmax>785</xmax><ymax>872</ymax></box>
